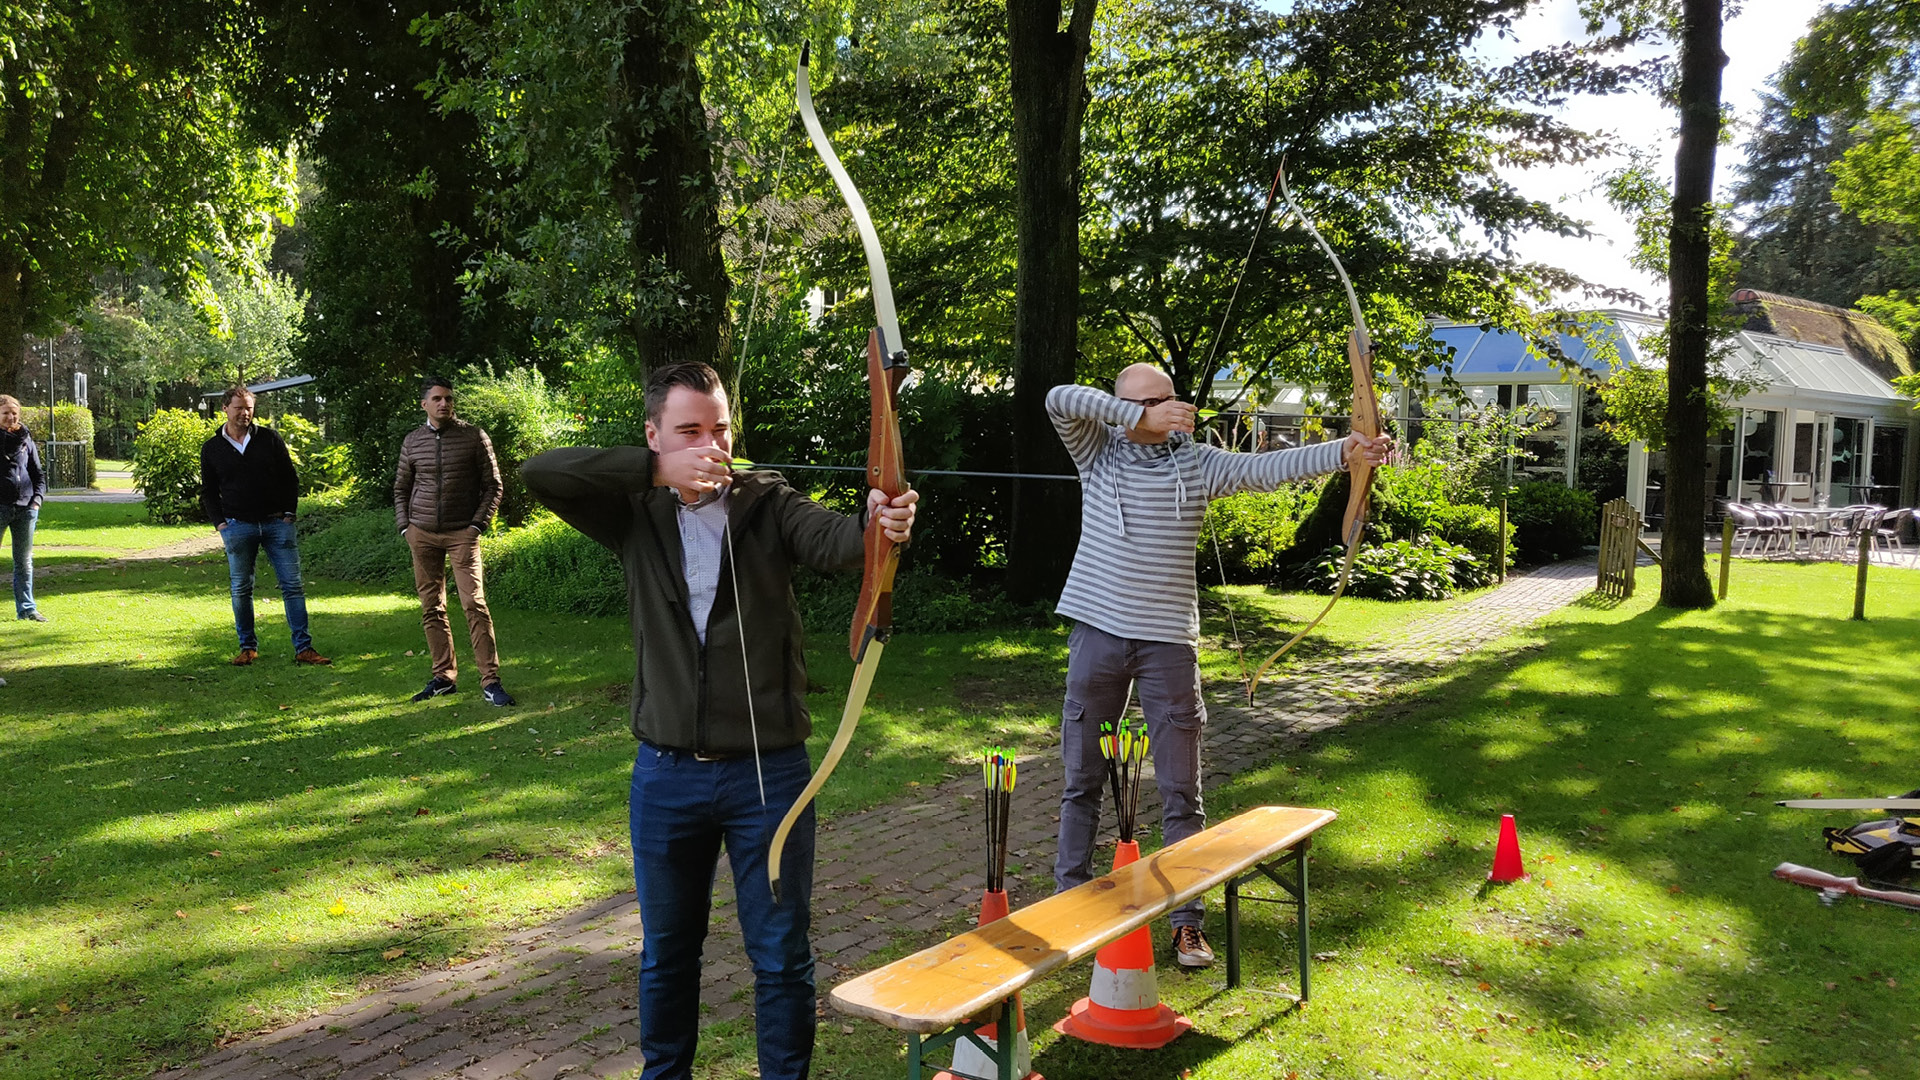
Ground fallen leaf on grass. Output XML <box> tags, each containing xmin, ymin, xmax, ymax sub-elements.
<box><xmin>1706</xmin><ymin>1002</ymin><xmax>1727</xmax><ymax>1012</ymax></box>
<box><xmin>327</xmin><ymin>900</ymin><xmax>347</xmax><ymax>917</ymax></box>
<box><xmin>381</xmin><ymin>947</ymin><xmax>406</xmax><ymax>961</ymax></box>
<box><xmin>55</xmin><ymin>1002</ymin><xmax>70</xmax><ymax>1014</ymax></box>
<box><xmin>415</xmin><ymin>808</ymin><xmax>431</xmax><ymax>817</ymax></box>
<box><xmin>174</xmin><ymin>910</ymin><xmax>187</xmax><ymax>919</ymax></box>
<box><xmin>231</xmin><ymin>904</ymin><xmax>254</xmax><ymax>914</ymax></box>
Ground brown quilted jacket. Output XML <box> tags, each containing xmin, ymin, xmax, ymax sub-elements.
<box><xmin>394</xmin><ymin>419</ymin><xmax>502</xmax><ymax>533</ymax></box>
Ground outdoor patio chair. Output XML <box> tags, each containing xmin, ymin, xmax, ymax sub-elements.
<box><xmin>1725</xmin><ymin>504</ymin><xmax>1782</xmax><ymax>557</ymax></box>
<box><xmin>1870</xmin><ymin>508</ymin><xmax>1911</xmax><ymax>558</ymax></box>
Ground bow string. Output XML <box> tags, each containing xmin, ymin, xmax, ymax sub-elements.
<box><xmin>768</xmin><ymin>41</ymin><xmax>912</xmax><ymax>903</ymax></box>
<box><xmin>1246</xmin><ymin>166</ymin><xmax>1381</xmax><ymax>702</ymax></box>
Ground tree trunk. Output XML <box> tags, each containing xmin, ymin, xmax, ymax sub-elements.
<box><xmin>1661</xmin><ymin>0</ymin><xmax>1724</xmax><ymax>609</ymax></box>
<box><xmin>1005</xmin><ymin>0</ymin><xmax>1098</xmax><ymax>603</ymax></box>
<box><xmin>610</xmin><ymin>1</ymin><xmax>733</xmax><ymax>381</ymax></box>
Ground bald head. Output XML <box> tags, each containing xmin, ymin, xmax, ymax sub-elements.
<box><xmin>1114</xmin><ymin>363</ymin><xmax>1174</xmax><ymax>403</ymax></box>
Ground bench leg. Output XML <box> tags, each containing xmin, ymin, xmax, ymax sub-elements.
<box><xmin>1226</xmin><ymin>873</ymin><xmax>1242</xmax><ymax>989</ymax></box>
<box><xmin>909</xmin><ymin>1033</ymin><xmax>923</xmax><ymax>1080</ymax></box>
<box><xmin>1296</xmin><ymin>840</ymin><xmax>1312</xmax><ymax>1003</ymax></box>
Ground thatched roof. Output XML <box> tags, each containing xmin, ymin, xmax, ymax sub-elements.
<box><xmin>1732</xmin><ymin>288</ymin><xmax>1913</xmax><ymax>382</ymax></box>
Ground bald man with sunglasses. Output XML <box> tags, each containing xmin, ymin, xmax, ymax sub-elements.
<box><xmin>1046</xmin><ymin>361</ymin><xmax>1391</xmax><ymax>968</ymax></box>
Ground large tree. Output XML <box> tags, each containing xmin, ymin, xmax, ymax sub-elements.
<box><xmin>1005</xmin><ymin>0</ymin><xmax>1100</xmax><ymax>602</ymax></box>
<box><xmin>0</xmin><ymin>0</ymin><xmax>291</xmax><ymax>390</ymax></box>
<box><xmin>1659</xmin><ymin>0</ymin><xmax>1724</xmax><ymax>609</ymax></box>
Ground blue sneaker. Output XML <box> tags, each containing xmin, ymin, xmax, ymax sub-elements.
<box><xmin>481</xmin><ymin>682</ymin><xmax>516</xmax><ymax>707</ymax></box>
<box><xmin>410</xmin><ymin>675</ymin><xmax>456</xmax><ymax>703</ymax></box>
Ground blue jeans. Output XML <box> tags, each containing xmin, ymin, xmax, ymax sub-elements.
<box><xmin>1055</xmin><ymin>621</ymin><xmax>1207</xmax><ymax>930</ymax></box>
<box><xmin>218</xmin><ymin>518</ymin><xmax>312</xmax><ymax>653</ymax></box>
<box><xmin>0</xmin><ymin>503</ymin><xmax>36</xmax><ymax>616</ymax></box>
<box><xmin>630</xmin><ymin>742</ymin><xmax>815</xmax><ymax>1080</ymax></box>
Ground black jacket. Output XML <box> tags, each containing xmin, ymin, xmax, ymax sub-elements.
<box><xmin>522</xmin><ymin>446</ymin><xmax>864</xmax><ymax>754</ymax></box>
<box><xmin>0</xmin><ymin>427</ymin><xmax>44</xmax><ymax>507</ymax></box>
<box><xmin>200</xmin><ymin>424</ymin><xmax>299</xmax><ymax>523</ymax></box>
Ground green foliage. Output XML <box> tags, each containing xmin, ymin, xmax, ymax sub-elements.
<box><xmin>1506</xmin><ymin>481</ymin><xmax>1598</xmax><ymax>564</ymax></box>
<box><xmin>0</xmin><ymin>0</ymin><xmax>298</xmax><ymax>390</ymax></box>
<box><xmin>481</xmin><ymin>514</ymin><xmax>625</xmax><ymax>617</ymax></box>
<box><xmin>1300</xmin><ymin>537</ymin><xmax>1492</xmax><ymax>601</ymax></box>
<box><xmin>1201</xmin><ymin>487</ymin><xmax>1314</xmax><ymax>583</ymax></box>
<box><xmin>297</xmin><ymin>507</ymin><xmax>411</xmax><ymax>587</ymax></box>
<box><xmin>131</xmin><ymin>409</ymin><xmax>217</xmax><ymax>523</ymax></box>
<box><xmin>270</xmin><ymin>414</ymin><xmax>351</xmax><ymax>494</ymax></box>
<box><xmin>454</xmin><ymin>365</ymin><xmax>581</xmax><ymax>527</ymax></box>
<box><xmin>83</xmin><ymin>254</ymin><xmax>305</xmax><ymax>390</ymax></box>
<box><xmin>794</xmin><ymin>567</ymin><xmax>1043</xmax><ymax>636</ymax></box>
<box><xmin>16</xmin><ymin>404</ymin><xmax>96</xmax><ymax>487</ymax></box>
<box><xmin>1403</xmin><ymin>404</ymin><xmax>1549</xmax><ymax>504</ymax></box>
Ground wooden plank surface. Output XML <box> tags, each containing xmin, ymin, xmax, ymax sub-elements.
<box><xmin>828</xmin><ymin>805</ymin><xmax>1336</xmax><ymax>1033</ymax></box>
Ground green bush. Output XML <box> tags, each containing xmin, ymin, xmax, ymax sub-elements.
<box><xmin>298</xmin><ymin>506</ymin><xmax>411</xmax><ymax>586</ymax></box>
<box><xmin>1506</xmin><ymin>480</ymin><xmax>1598</xmax><ymax>563</ymax></box>
<box><xmin>454</xmin><ymin>365</ymin><xmax>580</xmax><ymax>527</ymax></box>
<box><xmin>794</xmin><ymin>565</ymin><xmax>1043</xmax><ymax>635</ymax></box>
<box><xmin>1372</xmin><ymin>464</ymin><xmax>1513</xmax><ymax>568</ymax></box>
<box><xmin>481</xmin><ymin>514</ymin><xmax>625</xmax><ymax>616</ymax></box>
<box><xmin>1201</xmin><ymin>486</ymin><xmax>1315</xmax><ymax>583</ymax></box>
<box><xmin>1301</xmin><ymin>536</ymin><xmax>1492</xmax><ymax>601</ymax></box>
<box><xmin>19</xmin><ymin>404</ymin><xmax>96</xmax><ymax>487</ymax></box>
<box><xmin>132</xmin><ymin>409</ymin><xmax>217</xmax><ymax>523</ymax></box>
<box><xmin>271</xmin><ymin>414</ymin><xmax>353</xmax><ymax>493</ymax></box>
<box><xmin>1425</xmin><ymin>502</ymin><xmax>1510</xmax><ymax>567</ymax></box>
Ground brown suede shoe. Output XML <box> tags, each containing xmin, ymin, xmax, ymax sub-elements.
<box><xmin>293</xmin><ymin>648</ymin><xmax>332</xmax><ymax>666</ymax></box>
<box><xmin>231</xmin><ymin>649</ymin><xmax>258</xmax><ymax>666</ymax></box>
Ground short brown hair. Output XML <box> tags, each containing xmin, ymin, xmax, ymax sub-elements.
<box><xmin>222</xmin><ymin>386</ymin><xmax>256</xmax><ymax>407</ymax></box>
<box><xmin>644</xmin><ymin>362</ymin><xmax>724</xmax><ymax>422</ymax></box>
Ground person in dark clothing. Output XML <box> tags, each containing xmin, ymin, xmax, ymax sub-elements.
<box><xmin>199</xmin><ymin>387</ymin><xmax>330</xmax><ymax>667</ymax></box>
<box><xmin>0</xmin><ymin>395</ymin><xmax>48</xmax><ymax>621</ymax></box>
<box><xmin>521</xmin><ymin>362</ymin><xmax>917</xmax><ymax>1080</ymax></box>
<box><xmin>394</xmin><ymin>376</ymin><xmax>513</xmax><ymax>706</ymax></box>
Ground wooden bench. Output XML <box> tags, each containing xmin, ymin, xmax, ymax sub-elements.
<box><xmin>829</xmin><ymin>805</ymin><xmax>1337</xmax><ymax>1080</ymax></box>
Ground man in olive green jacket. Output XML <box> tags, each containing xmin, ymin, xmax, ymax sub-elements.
<box><xmin>521</xmin><ymin>361</ymin><xmax>917</xmax><ymax>1080</ymax></box>
<box><xmin>395</xmin><ymin>376</ymin><xmax>511</xmax><ymax>705</ymax></box>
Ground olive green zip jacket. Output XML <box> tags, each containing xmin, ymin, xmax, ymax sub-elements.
<box><xmin>521</xmin><ymin>446</ymin><xmax>864</xmax><ymax>754</ymax></box>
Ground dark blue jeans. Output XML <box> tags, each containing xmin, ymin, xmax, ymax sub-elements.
<box><xmin>218</xmin><ymin>518</ymin><xmax>312</xmax><ymax>653</ymax></box>
<box><xmin>630</xmin><ymin>742</ymin><xmax>815</xmax><ymax>1080</ymax></box>
<box><xmin>0</xmin><ymin>503</ymin><xmax>37</xmax><ymax>616</ymax></box>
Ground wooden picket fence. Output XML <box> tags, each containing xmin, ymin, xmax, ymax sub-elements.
<box><xmin>1596</xmin><ymin>497</ymin><xmax>1642</xmax><ymax>599</ymax></box>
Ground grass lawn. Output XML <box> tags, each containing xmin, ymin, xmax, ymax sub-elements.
<box><xmin>785</xmin><ymin>561</ymin><xmax>1920</xmax><ymax>1080</ymax></box>
<box><xmin>9</xmin><ymin>503</ymin><xmax>1915</xmax><ymax>1079</ymax></box>
<box><xmin>23</xmin><ymin>502</ymin><xmax>205</xmax><ymax>569</ymax></box>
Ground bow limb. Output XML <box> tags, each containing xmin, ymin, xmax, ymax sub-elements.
<box><xmin>770</xmin><ymin>43</ymin><xmax>912</xmax><ymax>904</ymax></box>
<box><xmin>1246</xmin><ymin>169</ymin><xmax>1381</xmax><ymax>702</ymax></box>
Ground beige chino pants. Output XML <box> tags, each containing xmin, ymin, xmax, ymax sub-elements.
<box><xmin>406</xmin><ymin>526</ymin><xmax>499</xmax><ymax>686</ymax></box>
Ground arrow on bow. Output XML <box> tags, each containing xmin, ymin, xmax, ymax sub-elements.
<box><xmin>1245</xmin><ymin>166</ymin><xmax>1382</xmax><ymax>702</ymax></box>
<box><xmin>768</xmin><ymin>41</ymin><xmax>912</xmax><ymax>904</ymax></box>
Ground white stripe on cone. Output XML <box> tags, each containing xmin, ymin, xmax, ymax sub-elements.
<box><xmin>1089</xmin><ymin>961</ymin><xmax>1159</xmax><ymax>1012</ymax></box>
<box><xmin>947</xmin><ymin>1023</ymin><xmax>1034</xmax><ymax>1080</ymax></box>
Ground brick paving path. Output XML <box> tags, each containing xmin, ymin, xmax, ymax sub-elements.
<box><xmin>156</xmin><ymin>559</ymin><xmax>1597</xmax><ymax>1080</ymax></box>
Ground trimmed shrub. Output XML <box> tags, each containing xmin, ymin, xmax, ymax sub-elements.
<box><xmin>132</xmin><ymin>409</ymin><xmax>218</xmax><ymax>523</ymax></box>
<box><xmin>1425</xmin><ymin>502</ymin><xmax>1510</xmax><ymax>568</ymax></box>
<box><xmin>482</xmin><ymin>514</ymin><xmax>625</xmax><ymax>616</ymax></box>
<box><xmin>1507</xmin><ymin>480</ymin><xmax>1598</xmax><ymax>563</ymax></box>
<box><xmin>19</xmin><ymin>404</ymin><xmax>96</xmax><ymax>487</ymax></box>
<box><xmin>1201</xmin><ymin>486</ymin><xmax>1315</xmax><ymax>583</ymax></box>
<box><xmin>1301</xmin><ymin>536</ymin><xmax>1493</xmax><ymax>601</ymax></box>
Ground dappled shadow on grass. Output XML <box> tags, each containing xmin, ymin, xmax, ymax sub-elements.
<box><xmin>1160</xmin><ymin>582</ymin><xmax>1920</xmax><ymax>1078</ymax></box>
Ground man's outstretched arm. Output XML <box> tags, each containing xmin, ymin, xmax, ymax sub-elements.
<box><xmin>521</xmin><ymin>446</ymin><xmax>655</xmax><ymax>552</ymax></box>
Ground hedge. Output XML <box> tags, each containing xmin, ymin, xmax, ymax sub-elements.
<box><xmin>18</xmin><ymin>404</ymin><xmax>96</xmax><ymax>487</ymax></box>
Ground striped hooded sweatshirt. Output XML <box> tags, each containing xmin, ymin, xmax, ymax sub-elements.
<box><xmin>1048</xmin><ymin>384</ymin><xmax>1348</xmax><ymax>647</ymax></box>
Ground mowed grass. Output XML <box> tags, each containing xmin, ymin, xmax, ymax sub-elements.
<box><xmin>24</xmin><ymin>501</ymin><xmax>206</xmax><ymax>568</ymax></box>
<box><xmin>719</xmin><ymin>560</ymin><xmax>1920</xmax><ymax>1080</ymax></box>
<box><xmin>0</xmin><ymin>504</ymin><xmax>1089</xmax><ymax>1079</ymax></box>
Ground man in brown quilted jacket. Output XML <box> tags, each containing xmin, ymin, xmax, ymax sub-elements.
<box><xmin>395</xmin><ymin>376</ymin><xmax>515</xmax><ymax>706</ymax></box>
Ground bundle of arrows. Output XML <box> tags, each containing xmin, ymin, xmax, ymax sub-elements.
<box><xmin>1100</xmin><ymin>718</ymin><xmax>1151</xmax><ymax>843</ymax></box>
<box><xmin>981</xmin><ymin>747</ymin><xmax>1017</xmax><ymax>893</ymax></box>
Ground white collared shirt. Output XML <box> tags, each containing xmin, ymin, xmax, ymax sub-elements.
<box><xmin>221</xmin><ymin>425</ymin><xmax>252</xmax><ymax>454</ymax></box>
<box><xmin>676</xmin><ymin>491</ymin><xmax>730</xmax><ymax>643</ymax></box>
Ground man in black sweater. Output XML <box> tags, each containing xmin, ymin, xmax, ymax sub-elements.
<box><xmin>199</xmin><ymin>387</ymin><xmax>330</xmax><ymax>666</ymax></box>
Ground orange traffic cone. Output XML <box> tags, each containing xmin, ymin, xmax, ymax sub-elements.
<box><xmin>1053</xmin><ymin>841</ymin><xmax>1193</xmax><ymax>1049</ymax></box>
<box><xmin>1488</xmin><ymin>814</ymin><xmax>1529</xmax><ymax>883</ymax></box>
<box><xmin>936</xmin><ymin>889</ymin><xmax>1041</xmax><ymax>1080</ymax></box>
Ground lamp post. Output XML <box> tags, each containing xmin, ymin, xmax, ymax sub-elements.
<box><xmin>44</xmin><ymin>337</ymin><xmax>56</xmax><ymax>490</ymax></box>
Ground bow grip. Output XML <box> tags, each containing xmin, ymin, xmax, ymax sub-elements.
<box><xmin>851</xmin><ymin>327</ymin><xmax>910</xmax><ymax>660</ymax></box>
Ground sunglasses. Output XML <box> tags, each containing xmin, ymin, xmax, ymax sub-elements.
<box><xmin>1120</xmin><ymin>395</ymin><xmax>1178</xmax><ymax>408</ymax></box>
